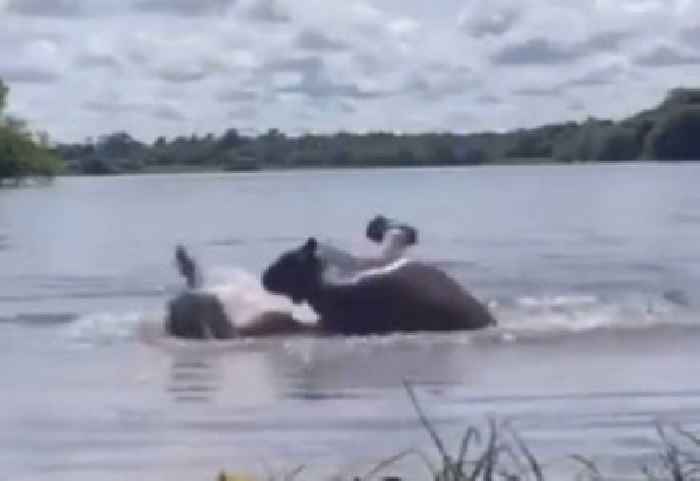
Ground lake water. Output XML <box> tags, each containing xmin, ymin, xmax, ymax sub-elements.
<box><xmin>2</xmin><ymin>164</ymin><xmax>700</xmax><ymax>481</ymax></box>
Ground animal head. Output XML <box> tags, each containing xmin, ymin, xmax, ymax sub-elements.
<box><xmin>262</xmin><ymin>237</ymin><xmax>321</xmax><ymax>303</ymax></box>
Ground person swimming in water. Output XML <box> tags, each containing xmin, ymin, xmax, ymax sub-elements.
<box><xmin>316</xmin><ymin>214</ymin><xmax>419</xmax><ymax>283</ymax></box>
<box><xmin>165</xmin><ymin>214</ymin><xmax>420</xmax><ymax>339</ymax></box>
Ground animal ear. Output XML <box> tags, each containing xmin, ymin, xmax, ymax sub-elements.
<box><xmin>303</xmin><ymin>237</ymin><xmax>318</xmax><ymax>255</ymax></box>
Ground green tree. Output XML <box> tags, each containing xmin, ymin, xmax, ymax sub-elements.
<box><xmin>506</xmin><ymin>130</ymin><xmax>553</xmax><ymax>158</ymax></box>
<box><xmin>258</xmin><ymin>128</ymin><xmax>288</xmax><ymax>165</ymax></box>
<box><xmin>0</xmin><ymin>125</ymin><xmax>63</xmax><ymax>181</ymax></box>
<box><xmin>0</xmin><ymin>79</ymin><xmax>63</xmax><ymax>183</ymax></box>
<box><xmin>0</xmin><ymin>79</ymin><xmax>7</xmax><ymax>113</ymax></box>
<box><xmin>430</xmin><ymin>140</ymin><xmax>458</xmax><ymax>164</ymax></box>
<box><xmin>37</xmin><ymin>86</ymin><xmax>700</xmax><ymax>173</ymax></box>
<box><xmin>218</xmin><ymin>128</ymin><xmax>243</xmax><ymax>149</ymax></box>
<box><xmin>461</xmin><ymin>147</ymin><xmax>490</xmax><ymax>165</ymax></box>
<box><xmin>595</xmin><ymin>126</ymin><xmax>640</xmax><ymax>161</ymax></box>
<box><xmin>644</xmin><ymin>107</ymin><xmax>700</xmax><ymax>160</ymax></box>
<box><xmin>219</xmin><ymin>150</ymin><xmax>260</xmax><ymax>171</ymax></box>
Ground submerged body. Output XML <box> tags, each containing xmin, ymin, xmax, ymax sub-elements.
<box><xmin>166</xmin><ymin>288</ymin><xmax>312</xmax><ymax>339</ymax></box>
<box><xmin>318</xmin><ymin>215</ymin><xmax>418</xmax><ymax>282</ymax></box>
<box><xmin>262</xmin><ymin>238</ymin><xmax>496</xmax><ymax>335</ymax></box>
<box><xmin>166</xmin><ymin>290</ymin><xmax>232</xmax><ymax>339</ymax></box>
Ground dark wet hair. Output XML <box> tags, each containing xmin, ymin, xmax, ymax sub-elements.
<box><xmin>366</xmin><ymin>215</ymin><xmax>389</xmax><ymax>243</ymax></box>
<box><xmin>261</xmin><ymin>237</ymin><xmax>321</xmax><ymax>304</ymax></box>
<box><xmin>365</xmin><ymin>215</ymin><xmax>418</xmax><ymax>245</ymax></box>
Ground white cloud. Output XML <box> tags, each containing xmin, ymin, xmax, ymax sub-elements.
<box><xmin>153</xmin><ymin>104</ymin><xmax>186</xmax><ymax>122</ymax></box>
<box><xmin>74</xmin><ymin>53</ymin><xmax>121</xmax><ymax>70</ymax></box>
<box><xmin>295</xmin><ymin>28</ymin><xmax>347</xmax><ymax>51</ymax></box>
<box><xmin>458</xmin><ymin>0</ymin><xmax>521</xmax><ymax>38</ymax></box>
<box><xmin>0</xmin><ymin>38</ymin><xmax>66</xmax><ymax>84</ymax></box>
<box><xmin>5</xmin><ymin>0</ymin><xmax>84</xmax><ymax>17</ymax></box>
<box><xmin>244</xmin><ymin>0</ymin><xmax>290</xmax><ymax>22</ymax></box>
<box><xmin>387</xmin><ymin>17</ymin><xmax>420</xmax><ymax>36</ymax></box>
<box><xmin>0</xmin><ymin>0</ymin><xmax>698</xmax><ymax>142</ymax></box>
<box><xmin>634</xmin><ymin>44</ymin><xmax>700</xmax><ymax>66</ymax></box>
<box><xmin>132</xmin><ymin>0</ymin><xmax>236</xmax><ymax>16</ymax></box>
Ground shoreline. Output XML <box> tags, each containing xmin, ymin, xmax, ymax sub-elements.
<box><xmin>54</xmin><ymin>157</ymin><xmax>700</xmax><ymax>178</ymax></box>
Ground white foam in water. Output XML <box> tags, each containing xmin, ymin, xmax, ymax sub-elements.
<box><xmin>493</xmin><ymin>292</ymin><xmax>692</xmax><ymax>336</ymax></box>
<box><xmin>63</xmin><ymin>267</ymin><xmax>318</xmax><ymax>346</ymax></box>
<box><xmin>59</xmin><ymin>261</ymin><xmax>694</xmax><ymax>347</ymax></box>
<box><xmin>516</xmin><ymin>294</ymin><xmax>600</xmax><ymax>309</ymax></box>
<box><xmin>65</xmin><ymin>311</ymin><xmax>149</xmax><ymax>345</ymax></box>
<box><xmin>204</xmin><ymin>267</ymin><xmax>317</xmax><ymax>326</ymax></box>
<box><xmin>66</xmin><ymin>293</ymin><xmax>692</xmax><ymax>347</ymax></box>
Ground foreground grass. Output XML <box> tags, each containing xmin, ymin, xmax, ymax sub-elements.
<box><xmin>219</xmin><ymin>382</ymin><xmax>700</xmax><ymax>481</ymax></box>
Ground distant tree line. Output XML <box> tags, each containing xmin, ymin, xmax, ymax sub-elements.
<box><xmin>45</xmin><ymin>87</ymin><xmax>700</xmax><ymax>176</ymax></box>
<box><xmin>0</xmin><ymin>79</ymin><xmax>63</xmax><ymax>184</ymax></box>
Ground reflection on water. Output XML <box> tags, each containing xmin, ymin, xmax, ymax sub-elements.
<box><xmin>3</xmin><ymin>317</ymin><xmax>700</xmax><ymax>481</ymax></box>
<box><xmin>164</xmin><ymin>346</ymin><xmax>281</xmax><ymax>409</ymax></box>
<box><xmin>133</xmin><ymin>324</ymin><xmax>700</xmax><ymax>481</ymax></box>
<box><xmin>168</xmin><ymin>356</ymin><xmax>221</xmax><ymax>404</ymax></box>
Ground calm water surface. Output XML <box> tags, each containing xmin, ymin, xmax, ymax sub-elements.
<box><xmin>1</xmin><ymin>164</ymin><xmax>700</xmax><ymax>481</ymax></box>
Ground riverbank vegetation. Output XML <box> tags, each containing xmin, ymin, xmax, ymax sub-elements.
<box><xmin>54</xmin><ymin>87</ymin><xmax>700</xmax><ymax>175</ymax></box>
<box><xmin>218</xmin><ymin>382</ymin><xmax>700</xmax><ymax>481</ymax></box>
<box><xmin>0</xmin><ymin>79</ymin><xmax>63</xmax><ymax>184</ymax></box>
<box><xmin>4</xmin><ymin>78</ymin><xmax>700</xmax><ymax>178</ymax></box>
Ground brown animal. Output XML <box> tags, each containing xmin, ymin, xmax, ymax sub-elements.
<box><xmin>262</xmin><ymin>238</ymin><xmax>496</xmax><ymax>335</ymax></box>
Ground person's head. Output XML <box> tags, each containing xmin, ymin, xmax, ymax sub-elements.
<box><xmin>366</xmin><ymin>215</ymin><xmax>389</xmax><ymax>243</ymax></box>
<box><xmin>262</xmin><ymin>237</ymin><xmax>322</xmax><ymax>303</ymax></box>
<box><xmin>365</xmin><ymin>215</ymin><xmax>418</xmax><ymax>246</ymax></box>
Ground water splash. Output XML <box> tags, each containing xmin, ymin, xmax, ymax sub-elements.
<box><xmin>203</xmin><ymin>267</ymin><xmax>317</xmax><ymax>327</ymax></box>
<box><xmin>58</xmin><ymin>267</ymin><xmax>317</xmax><ymax>347</ymax></box>
<box><xmin>6</xmin><ymin>259</ymin><xmax>693</xmax><ymax>348</ymax></box>
<box><xmin>65</xmin><ymin>310</ymin><xmax>150</xmax><ymax>345</ymax></box>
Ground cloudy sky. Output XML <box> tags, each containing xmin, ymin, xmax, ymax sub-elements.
<box><xmin>1</xmin><ymin>0</ymin><xmax>700</xmax><ymax>143</ymax></box>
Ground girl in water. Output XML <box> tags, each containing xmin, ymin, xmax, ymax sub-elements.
<box><xmin>166</xmin><ymin>215</ymin><xmax>419</xmax><ymax>339</ymax></box>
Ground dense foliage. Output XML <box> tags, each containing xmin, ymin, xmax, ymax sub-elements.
<box><xmin>0</xmin><ymin>80</ymin><xmax>7</xmax><ymax>112</ymax></box>
<box><xmin>644</xmin><ymin>107</ymin><xmax>700</xmax><ymax>160</ymax></box>
<box><xmin>0</xmin><ymin>79</ymin><xmax>63</xmax><ymax>183</ymax></box>
<box><xmin>47</xmin><ymin>87</ymin><xmax>700</xmax><ymax>175</ymax></box>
